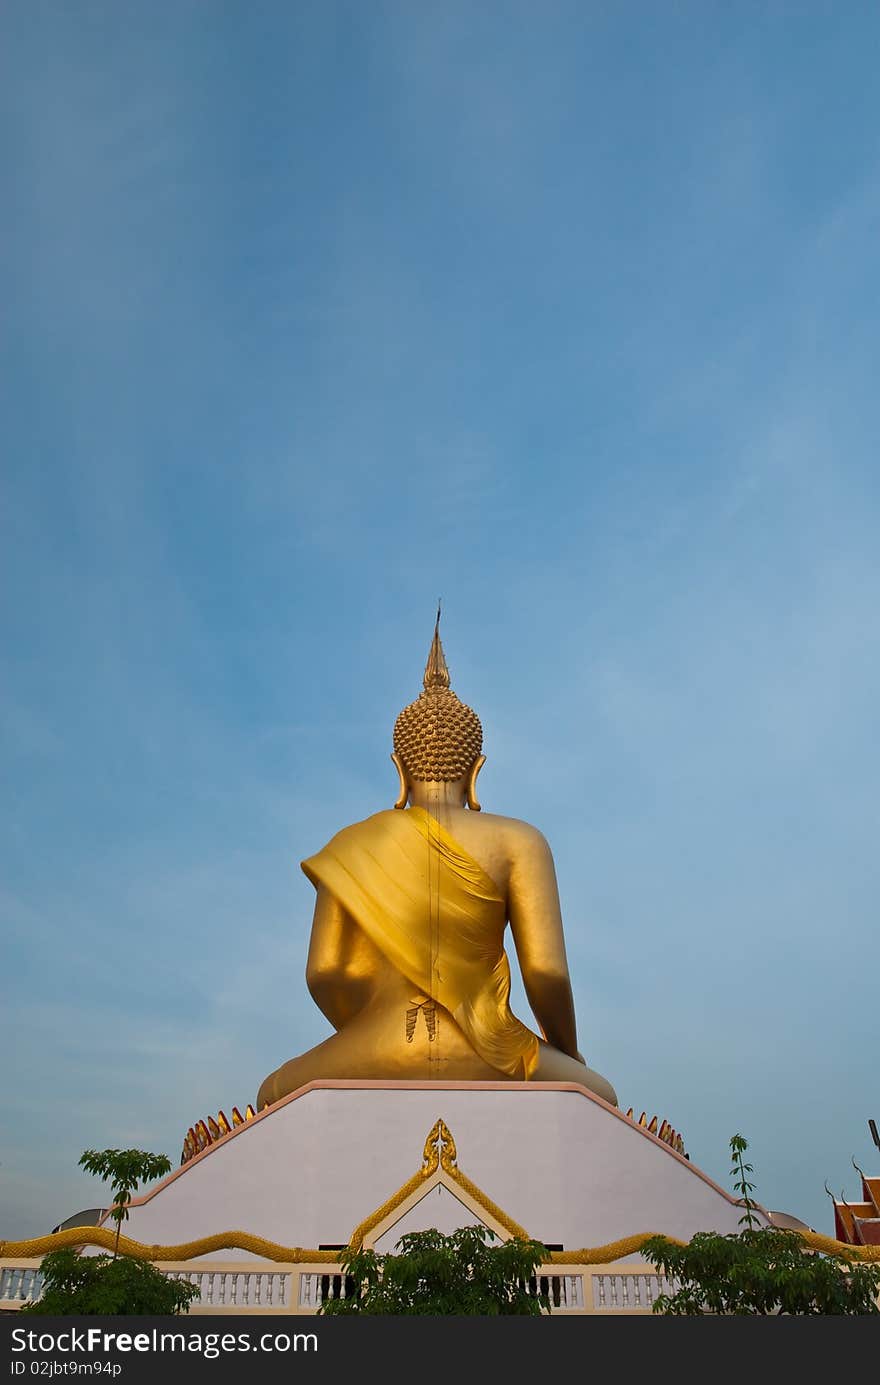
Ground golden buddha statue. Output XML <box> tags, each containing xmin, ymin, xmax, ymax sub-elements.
<box><xmin>256</xmin><ymin>616</ymin><xmax>617</xmax><ymax>1111</ymax></box>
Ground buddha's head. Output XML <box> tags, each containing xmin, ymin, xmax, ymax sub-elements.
<box><xmin>392</xmin><ymin>612</ymin><xmax>486</xmax><ymax>810</ymax></box>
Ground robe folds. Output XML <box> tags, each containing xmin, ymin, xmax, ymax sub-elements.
<box><xmin>301</xmin><ymin>806</ymin><xmax>540</xmax><ymax>1080</ymax></box>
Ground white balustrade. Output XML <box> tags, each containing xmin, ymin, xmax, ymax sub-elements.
<box><xmin>590</xmin><ymin>1269</ymin><xmax>677</xmax><ymax>1311</ymax></box>
<box><xmin>1</xmin><ymin>1256</ymin><xmax>683</xmax><ymax>1315</ymax></box>
<box><xmin>165</xmin><ymin>1268</ymin><xmax>290</xmax><ymax>1310</ymax></box>
<box><xmin>0</xmin><ymin>1265</ymin><xmax>43</xmax><ymax>1305</ymax></box>
<box><xmin>298</xmin><ymin>1271</ymin><xmax>349</xmax><ymax>1307</ymax></box>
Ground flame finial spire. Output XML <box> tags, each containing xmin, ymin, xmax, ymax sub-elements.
<box><xmin>423</xmin><ymin>599</ymin><xmax>450</xmax><ymax>691</ymax></box>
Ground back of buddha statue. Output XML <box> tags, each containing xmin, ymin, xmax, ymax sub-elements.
<box><xmin>255</xmin><ymin>615</ymin><xmax>617</xmax><ymax>1110</ymax></box>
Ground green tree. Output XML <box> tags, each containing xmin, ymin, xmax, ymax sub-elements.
<box><xmin>728</xmin><ymin>1132</ymin><xmax>759</xmax><ymax>1229</ymax></box>
<box><xmin>20</xmin><ymin>1248</ymin><xmax>198</xmax><ymax>1316</ymax></box>
<box><xmin>78</xmin><ymin>1148</ymin><xmax>172</xmax><ymax>1257</ymax></box>
<box><xmin>20</xmin><ymin>1146</ymin><xmax>196</xmax><ymax>1316</ymax></box>
<box><xmin>641</xmin><ymin>1135</ymin><xmax>880</xmax><ymax>1315</ymax></box>
<box><xmin>320</xmin><ymin>1224</ymin><xmax>551</xmax><ymax>1315</ymax></box>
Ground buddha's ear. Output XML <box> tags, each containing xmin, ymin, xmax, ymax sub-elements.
<box><xmin>391</xmin><ymin>752</ymin><xmax>409</xmax><ymax>809</ymax></box>
<box><xmin>466</xmin><ymin>755</ymin><xmax>486</xmax><ymax>812</ymax></box>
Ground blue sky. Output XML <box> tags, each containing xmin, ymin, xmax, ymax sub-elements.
<box><xmin>2</xmin><ymin>2</ymin><xmax>878</xmax><ymax>1242</ymax></box>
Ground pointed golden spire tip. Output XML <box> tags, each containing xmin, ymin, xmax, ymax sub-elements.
<box><xmin>423</xmin><ymin>602</ymin><xmax>450</xmax><ymax>691</ymax></box>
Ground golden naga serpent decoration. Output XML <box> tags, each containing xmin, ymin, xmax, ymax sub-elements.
<box><xmin>2</xmin><ymin>1226</ymin><xmax>877</xmax><ymax>1266</ymax></box>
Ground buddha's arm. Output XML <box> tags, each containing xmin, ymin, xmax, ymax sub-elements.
<box><xmin>506</xmin><ymin>826</ymin><xmax>583</xmax><ymax>1062</ymax></box>
<box><xmin>305</xmin><ymin>885</ymin><xmax>378</xmax><ymax>1030</ymax></box>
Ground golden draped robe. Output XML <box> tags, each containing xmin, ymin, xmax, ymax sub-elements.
<box><xmin>301</xmin><ymin>806</ymin><xmax>540</xmax><ymax>1080</ymax></box>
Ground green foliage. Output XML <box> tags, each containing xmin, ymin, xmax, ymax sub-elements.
<box><xmin>641</xmin><ymin>1227</ymin><xmax>880</xmax><ymax>1315</ymax></box>
<box><xmin>21</xmin><ymin>1148</ymin><xmax>193</xmax><ymax>1315</ymax></box>
<box><xmin>20</xmin><ymin>1248</ymin><xmax>199</xmax><ymax>1316</ymax></box>
<box><xmin>729</xmin><ymin>1133</ymin><xmax>759</xmax><ymax>1230</ymax></box>
<box><xmin>641</xmin><ymin>1134</ymin><xmax>880</xmax><ymax>1315</ymax></box>
<box><xmin>320</xmin><ymin>1224</ymin><xmax>551</xmax><ymax>1315</ymax></box>
<box><xmin>78</xmin><ymin>1148</ymin><xmax>172</xmax><ymax>1256</ymax></box>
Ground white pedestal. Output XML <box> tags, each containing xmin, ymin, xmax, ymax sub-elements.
<box><xmin>115</xmin><ymin>1080</ymin><xmax>764</xmax><ymax>1260</ymax></box>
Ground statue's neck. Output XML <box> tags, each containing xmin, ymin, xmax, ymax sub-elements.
<box><xmin>407</xmin><ymin>780</ymin><xmax>468</xmax><ymax>813</ymax></box>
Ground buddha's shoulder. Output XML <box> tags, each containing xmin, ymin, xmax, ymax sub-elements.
<box><xmin>308</xmin><ymin>811</ymin><xmax>393</xmax><ymax>850</ymax></box>
<box><xmin>326</xmin><ymin>810</ymin><xmax>399</xmax><ymax>838</ymax></box>
<box><xmin>323</xmin><ymin>809</ymin><xmax>552</xmax><ymax>855</ymax></box>
<box><xmin>461</xmin><ymin>811</ymin><xmax>553</xmax><ymax>854</ymax></box>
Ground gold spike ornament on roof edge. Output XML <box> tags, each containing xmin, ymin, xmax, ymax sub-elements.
<box><xmin>393</xmin><ymin>606</ymin><xmax>483</xmax><ymax>784</ymax></box>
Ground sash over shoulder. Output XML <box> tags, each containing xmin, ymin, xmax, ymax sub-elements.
<box><xmin>302</xmin><ymin>807</ymin><xmax>540</xmax><ymax>1079</ymax></box>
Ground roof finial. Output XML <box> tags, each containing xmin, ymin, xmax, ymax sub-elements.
<box><xmin>423</xmin><ymin>599</ymin><xmax>450</xmax><ymax>691</ymax></box>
